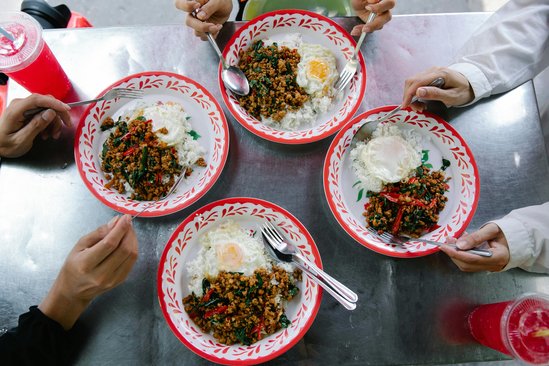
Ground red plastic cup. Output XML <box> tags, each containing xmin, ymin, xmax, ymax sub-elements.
<box><xmin>468</xmin><ymin>293</ymin><xmax>549</xmax><ymax>365</ymax></box>
<box><xmin>0</xmin><ymin>12</ymin><xmax>71</xmax><ymax>100</ymax></box>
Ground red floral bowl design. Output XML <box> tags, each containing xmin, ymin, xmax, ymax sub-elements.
<box><xmin>323</xmin><ymin>107</ymin><xmax>480</xmax><ymax>258</ymax></box>
<box><xmin>74</xmin><ymin>71</ymin><xmax>229</xmax><ymax>217</ymax></box>
<box><xmin>157</xmin><ymin>197</ymin><xmax>322</xmax><ymax>365</ymax></box>
<box><xmin>220</xmin><ymin>10</ymin><xmax>366</xmax><ymax>144</ymax></box>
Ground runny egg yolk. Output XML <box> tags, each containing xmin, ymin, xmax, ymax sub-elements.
<box><xmin>216</xmin><ymin>242</ymin><xmax>244</xmax><ymax>271</ymax></box>
<box><xmin>307</xmin><ymin>59</ymin><xmax>329</xmax><ymax>82</ymax></box>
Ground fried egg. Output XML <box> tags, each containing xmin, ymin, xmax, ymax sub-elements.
<box><xmin>296</xmin><ymin>43</ymin><xmax>338</xmax><ymax>98</ymax></box>
<box><xmin>187</xmin><ymin>220</ymin><xmax>271</xmax><ymax>295</ymax></box>
<box><xmin>350</xmin><ymin>124</ymin><xmax>422</xmax><ymax>193</ymax></box>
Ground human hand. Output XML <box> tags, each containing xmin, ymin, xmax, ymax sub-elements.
<box><xmin>0</xmin><ymin>94</ymin><xmax>72</xmax><ymax>158</ymax></box>
<box><xmin>39</xmin><ymin>215</ymin><xmax>138</xmax><ymax>330</ymax></box>
<box><xmin>350</xmin><ymin>0</ymin><xmax>396</xmax><ymax>35</ymax></box>
<box><xmin>401</xmin><ymin>67</ymin><xmax>475</xmax><ymax>112</ymax></box>
<box><xmin>440</xmin><ymin>224</ymin><xmax>510</xmax><ymax>272</ymax></box>
<box><xmin>175</xmin><ymin>0</ymin><xmax>232</xmax><ymax>40</ymax></box>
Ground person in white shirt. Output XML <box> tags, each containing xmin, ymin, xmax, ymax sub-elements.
<box><xmin>401</xmin><ymin>0</ymin><xmax>549</xmax><ymax>274</ymax></box>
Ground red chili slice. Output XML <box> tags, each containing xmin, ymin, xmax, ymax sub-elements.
<box><xmin>202</xmin><ymin>288</ymin><xmax>214</xmax><ymax>302</ymax></box>
<box><xmin>392</xmin><ymin>206</ymin><xmax>405</xmax><ymax>235</ymax></box>
<box><xmin>204</xmin><ymin>305</ymin><xmax>228</xmax><ymax>319</ymax></box>
<box><xmin>251</xmin><ymin>318</ymin><xmax>264</xmax><ymax>340</ymax></box>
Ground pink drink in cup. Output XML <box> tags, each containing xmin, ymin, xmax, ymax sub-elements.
<box><xmin>468</xmin><ymin>293</ymin><xmax>549</xmax><ymax>365</ymax></box>
<box><xmin>0</xmin><ymin>12</ymin><xmax>71</xmax><ymax>100</ymax></box>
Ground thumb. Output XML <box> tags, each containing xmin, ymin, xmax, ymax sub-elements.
<box><xmin>456</xmin><ymin>224</ymin><xmax>500</xmax><ymax>250</ymax></box>
<box><xmin>415</xmin><ymin>86</ymin><xmax>452</xmax><ymax>104</ymax></box>
<box><xmin>17</xmin><ymin>109</ymin><xmax>56</xmax><ymax>141</ymax></box>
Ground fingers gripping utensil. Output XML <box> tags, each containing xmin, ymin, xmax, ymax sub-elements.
<box><xmin>350</xmin><ymin>77</ymin><xmax>445</xmax><ymax>149</ymax></box>
<box><xmin>261</xmin><ymin>221</ymin><xmax>358</xmax><ymax>310</ymax></box>
<box><xmin>334</xmin><ymin>12</ymin><xmax>376</xmax><ymax>93</ymax></box>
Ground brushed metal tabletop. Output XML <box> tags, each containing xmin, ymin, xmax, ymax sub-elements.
<box><xmin>1</xmin><ymin>13</ymin><xmax>548</xmax><ymax>365</ymax></box>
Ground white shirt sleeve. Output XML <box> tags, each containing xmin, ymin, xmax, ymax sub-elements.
<box><xmin>449</xmin><ymin>0</ymin><xmax>549</xmax><ymax>106</ymax></box>
<box><xmin>489</xmin><ymin>202</ymin><xmax>549</xmax><ymax>274</ymax></box>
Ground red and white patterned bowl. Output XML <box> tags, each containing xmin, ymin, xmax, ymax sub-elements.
<box><xmin>74</xmin><ymin>71</ymin><xmax>229</xmax><ymax>217</ymax></box>
<box><xmin>220</xmin><ymin>10</ymin><xmax>366</xmax><ymax>144</ymax></box>
<box><xmin>157</xmin><ymin>197</ymin><xmax>322</xmax><ymax>365</ymax></box>
<box><xmin>323</xmin><ymin>107</ymin><xmax>480</xmax><ymax>257</ymax></box>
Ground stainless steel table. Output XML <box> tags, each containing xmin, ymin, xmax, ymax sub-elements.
<box><xmin>2</xmin><ymin>13</ymin><xmax>548</xmax><ymax>366</ymax></box>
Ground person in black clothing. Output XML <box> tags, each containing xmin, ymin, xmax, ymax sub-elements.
<box><xmin>176</xmin><ymin>0</ymin><xmax>396</xmax><ymax>40</ymax></box>
<box><xmin>0</xmin><ymin>95</ymin><xmax>139</xmax><ymax>365</ymax></box>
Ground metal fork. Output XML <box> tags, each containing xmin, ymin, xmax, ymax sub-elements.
<box><xmin>23</xmin><ymin>87</ymin><xmax>144</xmax><ymax>120</ymax></box>
<box><xmin>367</xmin><ymin>227</ymin><xmax>493</xmax><ymax>257</ymax></box>
<box><xmin>262</xmin><ymin>221</ymin><xmax>358</xmax><ymax>308</ymax></box>
<box><xmin>333</xmin><ymin>12</ymin><xmax>376</xmax><ymax>93</ymax></box>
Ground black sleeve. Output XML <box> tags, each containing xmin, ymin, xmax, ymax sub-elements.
<box><xmin>0</xmin><ymin>306</ymin><xmax>72</xmax><ymax>366</ymax></box>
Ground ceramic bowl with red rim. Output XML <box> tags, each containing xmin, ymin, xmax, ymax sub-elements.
<box><xmin>74</xmin><ymin>71</ymin><xmax>229</xmax><ymax>217</ymax></box>
<box><xmin>220</xmin><ymin>10</ymin><xmax>366</xmax><ymax>144</ymax></box>
<box><xmin>323</xmin><ymin>107</ymin><xmax>480</xmax><ymax>258</ymax></box>
<box><xmin>157</xmin><ymin>197</ymin><xmax>322</xmax><ymax>365</ymax></box>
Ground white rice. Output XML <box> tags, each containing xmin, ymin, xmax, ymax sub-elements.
<box><xmin>187</xmin><ymin>220</ymin><xmax>294</xmax><ymax>296</ymax></box>
<box><xmin>262</xmin><ymin>95</ymin><xmax>334</xmax><ymax>131</ymax></box>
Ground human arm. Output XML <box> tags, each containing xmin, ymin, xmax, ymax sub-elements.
<box><xmin>0</xmin><ymin>215</ymin><xmax>138</xmax><ymax>364</ymax></box>
<box><xmin>440</xmin><ymin>203</ymin><xmax>549</xmax><ymax>274</ymax></box>
<box><xmin>39</xmin><ymin>215</ymin><xmax>138</xmax><ymax>330</ymax></box>
<box><xmin>0</xmin><ymin>94</ymin><xmax>71</xmax><ymax>158</ymax></box>
<box><xmin>350</xmin><ymin>0</ymin><xmax>396</xmax><ymax>36</ymax></box>
<box><xmin>175</xmin><ymin>0</ymin><xmax>232</xmax><ymax>40</ymax></box>
<box><xmin>0</xmin><ymin>307</ymin><xmax>73</xmax><ymax>365</ymax></box>
<box><xmin>401</xmin><ymin>0</ymin><xmax>549</xmax><ymax>110</ymax></box>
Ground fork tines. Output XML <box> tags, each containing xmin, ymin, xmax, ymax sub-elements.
<box><xmin>334</xmin><ymin>71</ymin><xmax>353</xmax><ymax>92</ymax></box>
<box><xmin>261</xmin><ymin>222</ymin><xmax>284</xmax><ymax>248</ymax></box>
<box><xmin>114</xmin><ymin>88</ymin><xmax>144</xmax><ymax>98</ymax></box>
<box><xmin>366</xmin><ymin>226</ymin><xmax>399</xmax><ymax>245</ymax></box>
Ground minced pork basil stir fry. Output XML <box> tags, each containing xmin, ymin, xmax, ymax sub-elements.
<box><xmin>100</xmin><ymin>115</ymin><xmax>205</xmax><ymax>201</ymax></box>
<box><xmin>183</xmin><ymin>266</ymin><xmax>302</xmax><ymax>345</ymax></box>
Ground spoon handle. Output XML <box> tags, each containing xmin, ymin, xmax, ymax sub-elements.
<box><xmin>294</xmin><ymin>252</ymin><xmax>358</xmax><ymax>303</ymax></box>
<box><xmin>206</xmin><ymin>33</ymin><xmax>227</xmax><ymax>69</ymax></box>
<box><xmin>293</xmin><ymin>260</ymin><xmax>357</xmax><ymax>310</ymax></box>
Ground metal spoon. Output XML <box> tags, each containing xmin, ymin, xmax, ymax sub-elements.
<box><xmin>189</xmin><ymin>9</ymin><xmax>249</xmax><ymax>96</ymax></box>
<box><xmin>205</xmin><ymin>32</ymin><xmax>250</xmax><ymax>96</ymax></box>
<box><xmin>350</xmin><ymin>77</ymin><xmax>445</xmax><ymax>149</ymax></box>
<box><xmin>260</xmin><ymin>231</ymin><xmax>357</xmax><ymax>311</ymax></box>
